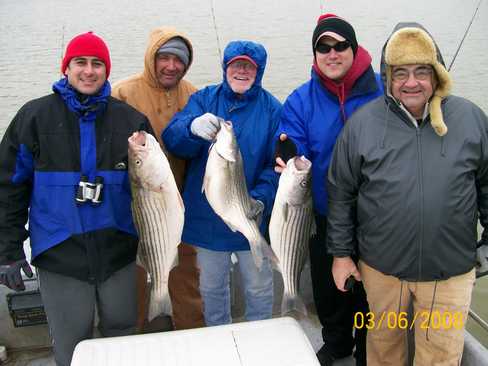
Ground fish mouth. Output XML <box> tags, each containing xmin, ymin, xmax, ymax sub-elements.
<box><xmin>292</xmin><ymin>156</ymin><xmax>312</xmax><ymax>171</ymax></box>
<box><xmin>129</xmin><ymin>131</ymin><xmax>147</xmax><ymax>147</ymax></box>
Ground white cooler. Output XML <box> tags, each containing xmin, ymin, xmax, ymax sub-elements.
<box><xmin>71</xmin><ymin>316</ymin><xmax>319</xmax><ymax>366</ymax></box>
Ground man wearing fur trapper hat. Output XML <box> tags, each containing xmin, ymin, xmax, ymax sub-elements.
<box><xmin>327</xmin><ymin>22</ymin><xmax>488</xmax><ymax>365</ymax></box>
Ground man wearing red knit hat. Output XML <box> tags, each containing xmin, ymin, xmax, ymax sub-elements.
<box><xmin>275</xmin><ymin>14</ymin><xmax>383</xmax><ymax>366</ymax></box>
<box><xmin>0</xmin><ymin>32</ymin><xmax>151</xmax><ymax>366</ymax></box>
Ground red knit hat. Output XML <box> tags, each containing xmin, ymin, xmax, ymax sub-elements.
<box><xmin>61</xmin><ymin>32</ymin><xmax>111</xmax><ymax>78</ymax></box>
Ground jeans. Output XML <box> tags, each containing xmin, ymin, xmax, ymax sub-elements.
<box><xmin>197</xmin><ymin>247</ymin><xmax>273</xmax><ymax>326</ymax></box>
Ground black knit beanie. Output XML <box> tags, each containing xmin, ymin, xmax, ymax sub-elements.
<box><xmin>312</xmin><ymin>14</ymin><xmax>358</xmax><ymax>55</ymax></box>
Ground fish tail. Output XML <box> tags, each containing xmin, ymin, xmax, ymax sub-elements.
<box><xmin>250</xmin><ymin>236</ymin><xmax>279</xmax><ymax>271</ymax></box>
<box><xmin>249</xmin><ymin>238</ymin><xmax>265</xmax><ymax>270</ymax></box>
<box><xmin>281</xmin><ymin>293</ymin><xmax>308</xmax><ymax>317</ymax></box>
<box><xmin>147</xmin><ymin>287</ymin><xmax>173</xmax><ymax>321</ymax></box>
<box><xmin>261</xmin><ymin>238</ymin><xmax>279</xmax><ymax>266</ymax></box>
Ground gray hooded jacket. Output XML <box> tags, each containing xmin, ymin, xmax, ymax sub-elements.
<box><xmin>326</xmin><ymin>23</ymin><xmax>488</xmax><ymax>281</ymax></box>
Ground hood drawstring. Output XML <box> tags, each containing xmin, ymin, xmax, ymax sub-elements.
<box><xmin>440</xmin><ymin>135</ymin><xmax>446</xmax><ymax>157</ymax></box>
<box><xmin>397</xmin><ymin>280</ymin><xmax>404</xmax><ymax>315</ymax></box>
<box><xmin>339</xmin><ymin>84</ymin><xmax>347</xmax><ymax>123</ymax></box>
<box><xmin>380</xmin><ymin>102</ymin><xmax>391</xmax><ymax>149</ymax></box>
<box><xmin>425</xmin><ymin>280</ymin><xmax>438</xmax><ymax>341</ymax></box>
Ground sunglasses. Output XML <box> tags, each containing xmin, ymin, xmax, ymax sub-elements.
<box><xmin>315</xmin><ymin>41</ymin><xmax>351</xmax><ymax>54</ymax></box>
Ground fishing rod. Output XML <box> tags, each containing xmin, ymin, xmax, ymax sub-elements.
<box><xmin>60</xmin><ymin>25</ymin><xmax>66</xmax><ymax>77</ymax></box>
<box><xmin>210</xmin><ymin>0</ymin><xmax>222</xmax><ymax>61</ymax></box>
<box><xmin>319</xmin><ymin>0</ymin><xmax>325</xmax><ymax>14</ymax></box>
<box><xmin>448</xmin><ymin>0</ymin><xmax>483</xmax><ymax>72</ymax></box>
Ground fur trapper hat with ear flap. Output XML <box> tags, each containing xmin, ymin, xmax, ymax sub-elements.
<box><xmin>385</xmin><ymin>26</ymin><xmax>452</xmax><ymax>136</ymax></box>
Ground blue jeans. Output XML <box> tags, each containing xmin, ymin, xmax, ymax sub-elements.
<box><xmin>197</xmin><ymin>247</ymin><xmax>273</xmax><ymax>326</ymax></box>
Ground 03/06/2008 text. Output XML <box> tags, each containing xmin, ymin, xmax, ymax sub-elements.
<box><xmin>353</xmin><ymin>311</ymin><xmax>465</xmax><ymax>330</ymax></box>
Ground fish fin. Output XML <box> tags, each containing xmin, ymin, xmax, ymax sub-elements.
<box><xmin>222</xmin><ymin>219</ymin><xmax>239</xmax><ymax>232</ymax></box>
<box><xmin>281</xmin><ymin>293</ymin><xmax>308</xmax><ymax>317</ymax></box>
<box><xmin>262</xmin><ymin>239</ymin><xmax>279</xmax><ymax>266</ymax></box>
<box><xmin>249</xmin><ymin>239</ymin><xmax>264</xmax><ymax>270</ymax></box>
<box><xmin>283</xmin><ymin>203</ymin><xmax>289</xmax><ymax>222</ymax></box>
<box><xmin>177</xmin><ymin>192</ymin><xmax>185</xmax><ymax>213</ymax></box>
<box><xmin>202</xmin><ymin>172</ymin><xmax>209</xmax><ymax>193</ymax></box>
<box><xmin>250</xmin><ymin>236</ymin><xmax>279</xmax><ymax>271</ymax></box>
<box><xmin>216</xmin><ymin>146</ymin><xmax>236</xmax><ymax>162</ymax></box>
<box><xmin>310</xmin><ymin>215</ymin><xmax>317</xmax><ymax>237</ymax></box>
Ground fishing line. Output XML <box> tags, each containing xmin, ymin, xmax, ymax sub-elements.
<box><xmin>319</xmin><ymin>0</ymin><xmax>325</xmax><ymax>13</ymax></box>
<box><xmin>448</xmin><ymin>0</ymin><xmax>483</xmax><ymax>71</ymax></box>
<box><xmin>59</xmin><ymin>25</ymin><xmax>65</xmax><ymax>76</ymax></box>
<box><xmin>210</xmin><ymin>0</ymin><xmax>222</xmax><ymax>61</ymax></box>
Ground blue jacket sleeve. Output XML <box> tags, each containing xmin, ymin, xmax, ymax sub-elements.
<box><xmin>278</xmin><ymin>90</ymin><xmax>311</xmax><ymax>158</ymax></box>
<box><xmin>0</xmin><ymin>107</ymin><xmax>32</xmax><ymax>264</ymax></box>
<box><xmin>162</xmin><ymin>90</ymin><xmax>209</xmax><ymax>159</ymax></box>
<box><xmin>249</xmin><ymin>98</ymin><xmax>282</xmax><ymax>217</ymax></box>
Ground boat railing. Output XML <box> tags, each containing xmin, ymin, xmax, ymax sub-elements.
<box><xmin>469</xmin><ymin>309</ymin><xmax>488</xmax><ymax>333</ymax></box>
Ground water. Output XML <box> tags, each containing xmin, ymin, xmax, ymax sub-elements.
<box><xmin>0</xmin><ymin>0</ymin><xmax>487</xmax><ymax>347</ymax></box>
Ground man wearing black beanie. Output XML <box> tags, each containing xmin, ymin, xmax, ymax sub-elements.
<box><xmin>276</xmin><ymin>13</ymin><xmax>383</xmax><ymax>366</ymax></box>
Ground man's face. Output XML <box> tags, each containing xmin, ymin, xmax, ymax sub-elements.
<box><xmin>155</xmin><ymin>53</ymin><xmax>185</xmax><ymax>89</ymax></box>
<box><xmin>391</xmin><ymin>64</ymin><xmax>435</xmax><ymax>119</ymax></box>
<box><xmin>315</xmin><ymin>36</ymin><xmax>354</xmax><ymax>81</ymax></box>
<box><xmin>226</xmin><ymin>60</ymin><xmax>257</xmax><ymax>94</ymax></box>
<box><xmin>66</xmin><ymin>56</ymin><xmax>106</xmax><ymax>95</ymax></box>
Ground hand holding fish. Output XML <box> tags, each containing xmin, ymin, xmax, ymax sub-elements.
<box><xmin>191</xmin><ymin>112</ymin><xmax>222</xmax><ymax>141</ymax></box>
<box><xmin>476</xmin><ymin>244</ymin><xmax>488</xmax><ymax>278</ymax></box>
<box><xmin>274</xmin><ymin>134</ymin><xmax>297</xmax><ymax>173</ymax></box>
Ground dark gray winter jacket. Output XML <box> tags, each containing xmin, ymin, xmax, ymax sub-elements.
<box><xmin>326</xmin><ymin>23</ymin><xmax>488</xmax><ymax>281</ymax></box>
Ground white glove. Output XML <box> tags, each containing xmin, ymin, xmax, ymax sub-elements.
<box><xmin>476</xmin><ymin>244</ymin><xmax>488</xmax><ymax>278</ymax></box>
<box><xmin>190</xmin><ymin>113</ymin><xmax>221</xmax><ymax>141</ymax></box>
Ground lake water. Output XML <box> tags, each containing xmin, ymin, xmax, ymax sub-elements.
<box><xmin>1</xmin><ymin>0</ymin><xmax>487</xmax><ymax>347</ymax></box>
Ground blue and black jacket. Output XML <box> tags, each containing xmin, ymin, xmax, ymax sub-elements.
<box><xmin>0</xmin><ymin>78</ymin><xmax>151</xmax><ymax>283</ymax></box>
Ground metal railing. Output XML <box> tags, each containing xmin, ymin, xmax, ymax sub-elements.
<box><xmin>469</xmin><ymin>309</ymin><xmax>488</xmax><ymax>333</ymax></box>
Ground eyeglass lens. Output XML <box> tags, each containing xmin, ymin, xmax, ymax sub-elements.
<box><xmin>315</xmin><ymin>41</ymin><xmax>351</xmax><ymax>54</ymax></box>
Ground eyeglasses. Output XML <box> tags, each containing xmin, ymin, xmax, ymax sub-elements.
<box><xmin>391</xmin><ymin>66</ymin><xmax>433</xmax><ymax>82</ymax></box>
<box><xmin>228</xmin><ymin>60</ymin><xmax>256</xmax><ymax>71</ymax></box>
<box><xmin>315</xmin><ymin>41</ymin><xmax>351</xmax><ymax>54</ymax></box>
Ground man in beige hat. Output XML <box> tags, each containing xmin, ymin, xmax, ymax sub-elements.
<box><xmin>327</xmin><ymin>22</ymin><xmax>488</xmax><ymax>365</ymax></box>
<box><xmin>112</xmin><ymin>27</ymin><xmax>204</xmax><ymax>331</ymax></box>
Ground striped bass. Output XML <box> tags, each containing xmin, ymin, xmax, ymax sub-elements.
<box><xmin>202</xmin><ymin>120</ymin><xmax>277</xmax><ymax>269</ymax></box>
<box><xmin>128</xmin><ymin>131</ymin><xmax>184</xmax><ymax>321</ymax></box>
<box><xmin>270</xmin><ymin>156</ymin><xmax>315</xmax><ymax>316</ymax></box>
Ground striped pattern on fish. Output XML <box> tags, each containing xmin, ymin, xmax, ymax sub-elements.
<box><xmin>270</xmin><ymin>156</ymin><xmax>315</xmax><ymax>316</ymax></box>
<box><xmin>203</xmin><ymin>120</ymin><xmax>277</xmax><ymax>269</ymax></box>
<box><xmin>128</xmin><ymin>131</ymin><xmax>184</xmax><ymax>321</ymax></box>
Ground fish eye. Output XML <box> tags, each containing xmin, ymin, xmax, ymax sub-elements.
<box><xmin>300</xmin><ymin>180</ymin><xmax>308</xmax><ymax>188</ymax></box>
<box><xmin>135</xmin><ymin>160</ymin><xmax>142</xmax><ymax>165</ymax></box>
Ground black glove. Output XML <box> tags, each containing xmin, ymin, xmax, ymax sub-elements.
<box><xmin>274</xmin><ymin>134</ymin><xmax>297</xmax><ymax>164</ymax></box>
<box><xmin>247</xmin><ymin>199</ymin><xmax>264</xmax><ymax>226</ymax></box>
<box><xmin>476</xmin><ymin>244</ymin><xmax>488</xmax><ymax>278</ymax></box>
<box><xmin>0</xmin><ymin>259</ymin><xmax>33</xmax><ymax>291</ymax></box>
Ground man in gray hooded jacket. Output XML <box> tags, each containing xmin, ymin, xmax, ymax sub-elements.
<box><xmin>327</xmin><ymin>22</ymin><xmax>488</xmax><ymax>365</ymax></box>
